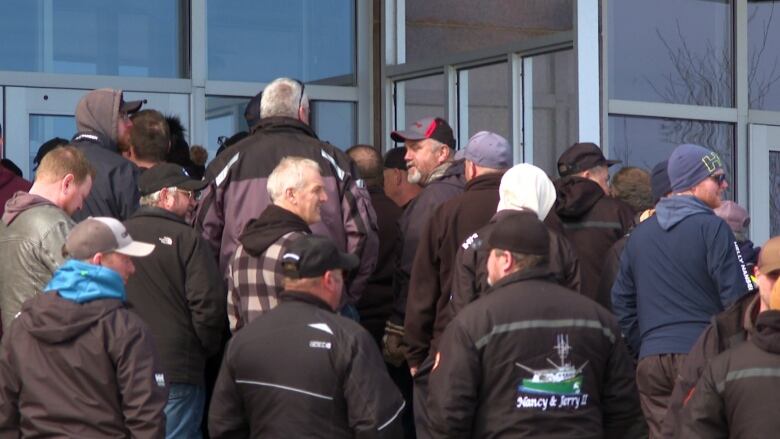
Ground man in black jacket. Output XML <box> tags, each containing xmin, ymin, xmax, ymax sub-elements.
<box><xmin>72</xmin><ymin>88</ymin><xmax>143</xmax><ymax>221</ymax></box>
<box><xmin>209</xmin><ymin>235</ymin><xmax>405</xmax><ymax>438</ymax></box>
<box><xmin>426</xmin><ymin>212</ymin><xmax>644</xmax><ymax>438</ymax></box>
<box><xmin>679</xmin><ymin>238</ymin><xmax>780</xmax><ymax>437</ymax></box>
<box><xmin>124</xmin><ymin>163</ymin><xmax>226</xmax><ymax>438</ymax></box>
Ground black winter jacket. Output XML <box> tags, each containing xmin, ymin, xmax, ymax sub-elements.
<box><xmin>71</xmin><ymin>132</ymin><xmax>140</xmax><ymax>221</ymax></box>
<box><xmin>208</xmin><ymin>292</ymin><xmax>405</xmax><ymax>438</ymax></box>
<box><xmin>427</xmin><ymin>267</ymin><xmax>645</xmax><ymax>439</ymax></box>
<box><xmin>124</xmin><ymin>207</ymin><xmax>226</xmax><ymax>386</ymax></box>
<box><xmin>551</xmin><ymin>176</ymin><xmax>634</xmax><ymax>305</ymax></box>
<box><xmin>680</xmin><ymin>310</ymin><xmax>780</xmax><ymax>438</ymax></box>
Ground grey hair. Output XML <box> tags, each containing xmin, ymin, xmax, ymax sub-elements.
<box><xmin>260</xmin><ymin>77</ymin><xmax>309</xmax><ymax>119</ymax></box>
<box><xmin>267</xmin><ymin>157</ymin><xmax>322</xmax><ymax>203</ymax></box>
<box><xmin>139</xmin><ymin>186</ymin><xmax>176</xmax><ymax>207</ymax></box>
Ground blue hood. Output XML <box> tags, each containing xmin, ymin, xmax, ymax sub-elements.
<box><xmin>655</xmin><ymin>195</ymin><xmax>714</xmax><ymax>231</ymax></box>
<box><xmin>45</xmin><ymin>259</ymin><xmax>126</xmax><ymax>303</ymax></box>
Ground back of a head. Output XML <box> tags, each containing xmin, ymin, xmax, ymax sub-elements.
<box><xmin>611</xmin><ymin>166</ymin><xmax>654</xmax><ymax>212</ymax></box>
<box><xmin>164</xmin><ymin>115</ymin><xmax>192</xmax><ymax>166</ymax></box>
<box><xmin>190</xmin><ymin>145</ymin><xmax>208</xmax><ymax>166</ymax></box>
<box><xmin>34</xmin><ymin>137</ymin><xmax>69</xmax><ymax>171</ymax></box>
<box><xmin>497</xmin><ymin>163</ymin><xmax>556</xmax><ymax>220</ymax></box>
<box><xmin>131</xmin><ymin>110</ymin><xmax>170</xmax><ymax>164</ymax></box>
<box><xmin>383</xmin><ymin>147</ymin><xmax>407</xmax><ymax>171</ymax></box>
<box><xmin>260</xmin><ymin>78</ymin><xmax>307</xmax><ymax>119</ymax></box>
<box><xmin>35</xmin><ymin>145</ymin><xmax>95</xmax><ymax>185</ymax></box>
<box><xmin>346</xmin><ymin>144</ymin><xmax>383</xmax><ymax>188</ymax></box>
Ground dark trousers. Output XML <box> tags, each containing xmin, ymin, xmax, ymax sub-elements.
<box><xmin>636</xmin><ymin>354</ymin><xmax>687</xmax><ymax>439</ymax></box>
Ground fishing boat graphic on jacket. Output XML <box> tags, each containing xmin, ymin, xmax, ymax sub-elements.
<box><xmin>516</xmin><ymin>334</ymin><xmax>588</xmax><ymax>395</ymax></box>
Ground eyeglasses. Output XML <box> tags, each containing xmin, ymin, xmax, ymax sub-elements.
<box><xmin>709</xmin><ymin>174</ymin><xmax>727</xmax><ymax>185</ymax></box>
<box><xmin>175</xmin><ymin>188</ymin><xmax>202</xmax><ymax>201</ymax></box>
<box><xmin>293</xmin><ymin>79</ymin><xmax>306</xmax><ymax>110</ymax></box>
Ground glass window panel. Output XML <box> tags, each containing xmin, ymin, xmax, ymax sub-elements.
<box><xmin>608</xmin><ymin>115</ymin><xmax>735</xmax><ymax>200</ymax></box>
<box><xmin>0</xmin><ymin>1</ymin><xmax>183</xmax><ymax>78</ymax></box>
<box><xmin>608</xmin><ymin>0</ymin><xmax>733</xmax><ymax>107</ymax></box>
<box><xmin>394</xmin><ymin>75</ymin><xmax>446</xmax><ymax>145</ymax></box>
<box><xmin>748</xmin><ymin>1</ymin><xmax>780</xmax><ymax>111</ymax></box>
<box><xmin>462</xmin><ymin>63</ymin><xmax>510</xmax><ymax>142</ymax></box>
<box><xmin>310</xmin><ymin>101</ymin><xmax>356</xmax><ymax>150</ymax></box>
<box><xmin>532</xmin><ymin>50</ymin><xmax>578</xmax><ymax>176</ymax></box>
<box><xmin>403</xmin><ymin>0</ymin><xmax>572</xmax><ymax>65</ymax></box>
<box><xmin>206</xmin><ymin>96</ymin><xmax>252</xmax><ymax>163</ymax></box>
<box><xmin>29</xmin><ymin>115</ymin><xmax>77</xmax><ymax>179</ymax></box>
<box><xmin>770</xmin><ymin>151</ymin><xmax>780</xmax><ymax>236</ymax></box>
<box><xmin>208</xmin><ymin>1</ymin><xmax>355</xmax><ymax>85</ymax></box>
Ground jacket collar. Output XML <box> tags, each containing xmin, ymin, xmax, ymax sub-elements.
<box><xmin>251</xmin><ymin>116</ymin><xmax>319</xmax><ymax>140</ymax></box>
<box><xmin>130</xmin><ymin>206</ymin><xmax>186</xmax><ymax>224</ymax></box>
<box><xmin>486</xmin><ymin>265</ymin><xmax>556</xmax><ymax>292</ymax></box>
<box><xmin>465</xmin><ymin>171</ymin><xmax>504</xmax><ymax>192</ymax></box>
<box><xmin>280</xmin><ymin>290</ymin><xmax>334</xmax><ymax>312</ymax></box>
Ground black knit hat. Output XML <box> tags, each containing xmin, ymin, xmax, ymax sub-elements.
<box><xmin>487</xmin><ymin>211</ymin><xmax>549</xmax><ymax>255</ymax></box>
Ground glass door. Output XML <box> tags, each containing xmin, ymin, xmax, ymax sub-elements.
<box><xmin>4</xmin><ymin>87</ymin><xmax>189</xmax><ymax>179</ymax></box>
<box><xmin>748</xmin><ymin>124</ymin><xmax>780</xmax><ymax>246</ymax></box>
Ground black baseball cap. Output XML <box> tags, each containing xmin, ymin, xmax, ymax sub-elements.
<box><xmin>383</xmin><ymin>147</ymin><xmax>407</xmax><ymax>170</ymax></box>
<box><xmin>244</xmin><ymin>91</ymin><xmax>263</xmax><ymax>128</ymax></box>
<box><xmin>557</xmin><ymin>142</ymin><xmax>620</xmax><ymax>177</ymax></box>
<box><xmin>282</xmin><ymin>235</ymin><xmax>359</xmax><ymax>279</ymax></box>
<box><xmin>487</xmin><ymin>211</ymin><xmax>549</xmax><ymax>256</ymax></box>
<box><xmin>391</xmin><ymin>117</ymin><xmax>456</xmax><ymax>149</ymax></box>
<box><xmin>138</xmin><ymin>163</ymin><xmax>208</xmax><ymax>195</ymax></box>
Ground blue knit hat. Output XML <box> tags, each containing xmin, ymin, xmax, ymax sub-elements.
<box><xmin>667</xmin><ymin>144</ymin><xmax>724</xmax><ymax>192</ymax></box>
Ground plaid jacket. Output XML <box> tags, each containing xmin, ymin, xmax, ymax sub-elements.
<box><xmin>227</xmin><ymin>231</ymin><xmax>307</xmax><ymax>332</ymax></box>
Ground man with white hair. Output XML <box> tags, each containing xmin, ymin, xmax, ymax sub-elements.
<box><xmin>226</xmin><ymin>156</ymin><xmax>328</xmax><ymax>332</ymax></box>
<box><xmin>196</xmin><ymin>77</ymin><xmax>377</xmax><ymax>312</ymax></box>
<box><xmin>450</xmin><ymin>163</ymin><xmax>581</xmax><ymax>315</ymax></box>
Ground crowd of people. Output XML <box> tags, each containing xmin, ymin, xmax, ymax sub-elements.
<box><xmin>0</xmin><ymin>75</ymin><xmax>776</xmax><ymax>438</ymax></box>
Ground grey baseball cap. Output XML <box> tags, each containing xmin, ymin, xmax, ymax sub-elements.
<box><xmin>457</xmin><ymin>131</ymin><xmax>512</xmax><ymax>169</ymax></box>
<box><xmin>66</xmin><ymin>217</ymin><xmax>155</xmax><ymax>259</ymax></box>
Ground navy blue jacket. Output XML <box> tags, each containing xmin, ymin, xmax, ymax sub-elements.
<box><xmin>611</xmin><ymin>195</ymin><xmax>754</xmax><ymax>358</ymax></box>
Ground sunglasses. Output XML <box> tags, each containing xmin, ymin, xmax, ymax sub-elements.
<box><xmin>710</xmin><ymin>174</ymin><xmax>727</xmax><ymax>185</ymax></box>
<box><xmin>293</xmin><ymin>79</ymin><xmax>306</xmax><ymax>110</ymax></box>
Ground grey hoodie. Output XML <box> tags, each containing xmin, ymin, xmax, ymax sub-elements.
<box><xmin>75</xmin><ymin>88</ymin><xmax>122</xmax><ymax>146</ymax></box>
<box><xmin>0</xmin><ymin>192</ymin><xmax>74</xmax><ymax>331</ymax></box>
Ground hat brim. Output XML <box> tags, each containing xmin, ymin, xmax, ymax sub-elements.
<box><xmin>605</xmin><ymin>159</ymin><xmax>622</xmax><ymax>167</ymax></box>
<box><xmin>115</xmin><ymin>241</ymin><xmax>155</xmax><ymax>257</ymax></box>
<box><xmin>337</xmin><ymin>253</ymin><xmax>360</xmax><ymax>272</ymax></box>
<box><xmin>391</xmin><ymin>130</ymin><xmax>426</xmax><ymax>142</ymax></box>
<box><xmin>120</xmin><ymin>100</ymin><xmax>143</xmax><ymax>114</ymax></box>
<box><xmin>177</xmin><ymin>178</ymin><xmax>209</xmax><ymax>192</ymax></box>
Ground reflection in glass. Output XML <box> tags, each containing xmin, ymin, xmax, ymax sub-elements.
<box><xmin>206</xmin><ymin>97</ymin><xmax>251</xmax><ymax>163</ymax></box>
<box><xmin>609</xmin><ymin>115</ymin><xmax>735</xmax><ymax>199</ymax></box>
<box><xmin>310</xmin><ymin>101</ymin><xmax>356</xmax><ymax>150</ymax></box>
<box><xmin>770</xmin><ymin>152</ymin><xmax>780</xmax><ymax>236</ymax></box>
<box><xmin>208</xmin><ymin>0</ymin><xmax>355</xmax><ymax>84</ymax></box>
<box><xmin>0</xmin><ymin>0</ymin><xmax>183</xmax><ymax>78</ymax></box>
<box><xmin>404</xmin><ymin>0</ymin><xmax>572</xmax><ymax>65</ymax></box>
<box><xmin>395</xmin><ymin>75</ymin><xmax>446</xmax><ymax>145</ymax></box>
<box><xmin>463</xmin><ymin>63</ymin><xmax>510</xmax><ymax>141</ymax></box>
<box><xmin>608</xmin><ymin>0</ymin><xmax>733</xmax><ymax>107</ymax></box>
<box><xmin>29</xmin><ymin>115</ymin><xmax>77</xmax><ymax>179</ymax></box>
<box><xmin>748</xmin><ymin>1</ymin><xmax>780</xmax><ymax>111</ymax></box>
<box><xmin>532</xmin><ymin>50</ymin><xmax>578</xmax><ymax>177</ymax></box>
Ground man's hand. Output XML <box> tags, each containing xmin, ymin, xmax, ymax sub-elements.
<box><xmin>382</xmin><ymin>321</ymin><xmax>407</xmax><ymax>367</ymax></box>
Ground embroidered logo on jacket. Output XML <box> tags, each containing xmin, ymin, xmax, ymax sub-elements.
<box><xmin>159</xmin><ymin>236</ymin><xmax>173</xmax><ymax>245</ymax></box>
<box><xmin>515</xmin><ymin>334</ymin><xmax>590</xmax><ymax>411</ymax></box>
<box><xmin>309</xmin><ymin>341</ymin><xmax>332</xmax><ymax>349</ymax></box>
<box><xmin>155</xmin><ymin>373</ymin><xmax>166</xmax><ymax>387</ymax></box>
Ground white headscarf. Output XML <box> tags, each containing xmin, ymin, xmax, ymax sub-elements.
<box><xmin>496</xmin><ymin>163</ymin><xmax>556</xmax><ymax>220</ymax></box>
